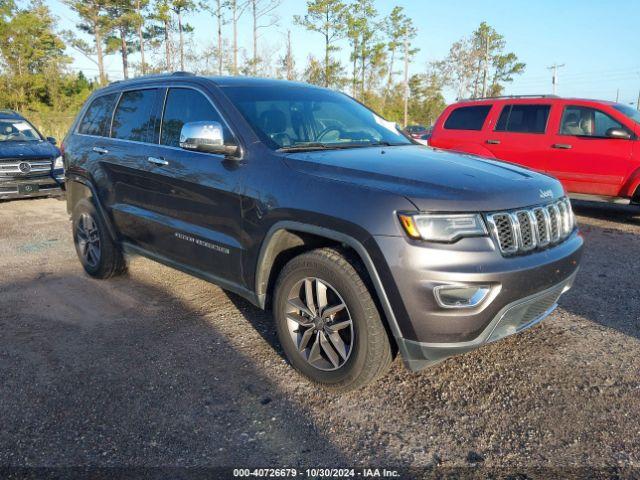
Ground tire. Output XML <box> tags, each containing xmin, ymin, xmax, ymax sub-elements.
<box><xmin>72</xmin><ymin>199</ymin><xmax>126</xmax><ymax>279</ymax></box>
<box><xmin>273</xmin><ymin>247</ymin><xmax>393</xmax><ymax>391</ymax></box>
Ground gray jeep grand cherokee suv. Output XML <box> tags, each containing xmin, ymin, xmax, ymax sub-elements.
<box><xmin>63</xmin><ymin>73</ymin><xmax>582</xmax><ymax>390</ymax></box>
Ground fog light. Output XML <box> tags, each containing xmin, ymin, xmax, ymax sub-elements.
<box><xmin>434</xmin><ymin>284</ymin><xmax>491</xmax><ymax>309</ymax></box>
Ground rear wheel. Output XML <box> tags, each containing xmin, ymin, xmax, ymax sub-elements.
<box><xmin>72</xmin><ymin>199</ymin><xmax>126</xmax><ymax>279</ymax></box>
<box><xmin>273</xmin><ymin>247</ymin><xmax>393</xmax><ymax>391</ymax></box>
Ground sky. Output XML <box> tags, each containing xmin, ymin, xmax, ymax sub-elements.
<box><xmin>48</xmin><ymin>0</ymin><xmax>640</xmax><ymax>106</ymax></box>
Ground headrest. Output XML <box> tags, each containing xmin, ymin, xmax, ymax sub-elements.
<box><xmin>259</xmin><ymin>109</ymin><xmax>287</xmax><ymax>135</ymax></box>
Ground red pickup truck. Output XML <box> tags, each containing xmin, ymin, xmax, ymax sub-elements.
<box><xmin>429</xmin><ymin>96</ymin><xmax>640</xmax><ymax>204</ymax></box>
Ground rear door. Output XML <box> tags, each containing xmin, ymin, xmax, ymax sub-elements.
<box><xmin>70</xmin><ymin>91</ymin><xmax>120</xmax><ymax>193</ymax></box>
<box><xmin>546</xmin><ymin>104</ymin><xmax>634</xmax><ymax>196</ymax></box>
<box><xmin>125</xmin><ymin>86</ymin><xmax>245</xmax><ymax>286</ymax></box>
<box><xmin>483</xmin><ymin>103</ymin><xmax>552</xmax><ymax>172</ymax></box>
<box><xmin>104</xmin><ymin>87</ymin><xmax>163</xmax><ymax>244</ymax></box>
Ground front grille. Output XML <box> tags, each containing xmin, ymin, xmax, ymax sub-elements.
<box><xmin>0</xmin><ymin>158</ymin><xmax>53</xmax><ymax>177</ymax></box>
<box><xmin>486</xmin><ymin>198</ymin><xmax>575</xmax><ymax>256</ymax></box>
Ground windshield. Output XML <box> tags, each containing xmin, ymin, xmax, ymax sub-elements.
<box><xmin>0</xmin><ymin>119</ymin><xmax>42</xmax><ymax>142</ymax></box>
<box><xmin>613</xmin><ymin>104</ymin><xmax>640</xmax><ymax>125</ymax></box>
<box><xmin>221</xmin><ymin>85</ymin><xmax>411</xmax><ymax>151</ymax></box>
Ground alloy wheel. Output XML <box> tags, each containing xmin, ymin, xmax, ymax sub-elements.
<box><xmin>286</xmin><ymin>277</ymin><xmax>354</xmax><ymax>371</ymax></box>
<box><xmin>76</xmin><ymin>213</ymin><xmax>101</xmax><ymax>268</ymax></box>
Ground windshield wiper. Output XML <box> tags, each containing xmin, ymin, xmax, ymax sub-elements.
<box><xmin>278</xmin><ymin>141</ymin><xmax>407</xmax><ymax>152</ymax></box>
<box><xmin>277</xmin><ymin>143</ymin><xmax>336</xmax><ymax>152</ymax></box>
<box><xmin>364</xmin><ymin>141</ymin><xmax>409</xmax><ymax>147</ymax></box>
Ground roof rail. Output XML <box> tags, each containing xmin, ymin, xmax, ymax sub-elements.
<box><xmin>458</xmin><ymin>94</ymin><xmax>559</xmax><ymax>101</ymax></box>
<box><xmin>0</xmin><ymin>108</ymin><xmax>20</xmax><ymax>116</ymax></box>
<box><xmin>109</xmin><ymin>71</ymin><xmax>195</xmax><ymax>85</ymax></box>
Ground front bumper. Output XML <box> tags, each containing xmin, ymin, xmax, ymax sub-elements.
<box><xmin>0</xmin><ymin>173</ymin><xmax>65</xmax><ymax>200</ymax></box>
<box><xmin>374</xmin><ymin>229</ymin><xmax>583</xmax><ymax>371</ymax></box>
<box><xmin>398</xmin><ymin>271</ymin><xmax>576</xmax><ymax>371</ymax></box>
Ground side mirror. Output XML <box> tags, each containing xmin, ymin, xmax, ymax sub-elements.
<box><xmin>179</xmin><ymin>121</ymin><xmax>238</xmax><ymax>156</ymax></box>
<box><xmin>47</xmin><ymin>136</ymin><xmax>57</xmax><ymax>145</ymax></box>
<box><xmin>605</xmin><ymin>128</ymin><xmax>631</xmax><ymax>140</ymax></box>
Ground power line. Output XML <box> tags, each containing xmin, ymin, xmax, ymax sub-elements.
<box><xmin>512</xmin><ymin>66</ymin><xmax>640</xmax><ymax>83</ymax></box>
<box><xmin>513</xmin><ymin>73</ymin><xmax>640</xmax><ymax>89</ymax></box>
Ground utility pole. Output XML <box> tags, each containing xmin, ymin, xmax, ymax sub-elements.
<box><xmin>547</xmin><ymin>63</ymin><xmax>565</xmax><ymax>95</ymax></box>
<box><xmin>616</xmin><ymin>89</ymin><xmax>620</xmax><ymax>103</ymax></box>
<box><xmin>636</xmin><ymin>89</ymin><xmax>640</xmax><ymax>110</ymax></box>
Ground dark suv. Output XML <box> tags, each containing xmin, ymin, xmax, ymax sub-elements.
<box><xmin>63</xmin><ymin>74</ymin><xmax>583</xmax><ymax>390</ymax></box>
<box><xmin>0</xmin><ymin>110</ymin><xmax>64</xmax><ymax>200</ymax></box>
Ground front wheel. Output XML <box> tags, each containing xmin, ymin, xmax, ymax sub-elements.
<box><xmin>273</xmin><ymin>248</ymin><xmax>393</xmax><ymax>391</ymax></box>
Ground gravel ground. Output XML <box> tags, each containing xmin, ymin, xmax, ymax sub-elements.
<box><xmin>0</xmin><ymin>197</ymin><xmax>639</xmax><ymax>475</ymax></box>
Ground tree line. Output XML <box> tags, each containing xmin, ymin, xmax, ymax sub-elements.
<box><xmin>0</xmin><ymin>0</ymin><xmax>526</xmax><ymax>137</ymax></box>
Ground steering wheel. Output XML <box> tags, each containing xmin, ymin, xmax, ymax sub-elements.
<box><xmin>316</xmin><ymin>126</ymin><xmax>344</xmax><ymax>142</ymax></box>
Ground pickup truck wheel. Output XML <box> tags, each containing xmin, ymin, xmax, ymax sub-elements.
<box><xmin>72</xmin><ymin>199</ymin><xmax>126</xmax><ymax>279</ymax></box>
<box><xmin>273</xmin><ymin>248</ymin><xmax>393</xmax><ymax>391</ymax></box>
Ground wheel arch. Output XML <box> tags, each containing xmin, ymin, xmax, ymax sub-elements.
<box><xmin>254</xmin><ymin>222</ymin><xmax>405</xmax><ymax>346</ymax></box>
<box><xmin>66</xmin><ymin>174</ymin><xmax>118</xmax><ymax>241</ymax></box>
<box><xmin>620</xmin><ymin>166</ymin><xmax>640</xmax><ymax>202</ymax></box>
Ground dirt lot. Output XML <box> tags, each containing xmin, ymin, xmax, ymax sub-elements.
<box><xmin>0</xmin><ymin>197</ymin><xmax>639</xmax><ymax>474</ymax></box>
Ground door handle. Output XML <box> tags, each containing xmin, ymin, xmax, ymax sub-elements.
<box><xmin>552</xmin><ymin>143</ymin><xmax>572</xmax><ymax>149</ymax></box>
<box><xmin>147</xmin><ymin>156</ymin><xmax>169</xmax><ymax>166</ymax></box>
<box><xmin>92</xmin><ymin>146</ymin><xmax>109</xmax><ymax>154</ymax></box>
<box><xmin>486</xmin><ymin>139</ymin><xmax>501</xmax><ymax>145</ymax></box>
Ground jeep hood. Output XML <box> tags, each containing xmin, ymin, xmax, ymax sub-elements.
<box><xmin>283</xmin><ymin>145</ymin><xmax>564</xmax><ymax>212</ymax></box>
<box><xmin>0</xmin><ymin>141</ymin><xmax>59</xmax><ymax>160</ymax></box>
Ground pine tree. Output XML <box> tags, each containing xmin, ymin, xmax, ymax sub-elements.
<box><xmin>294</xmin><ymin>0</ymin><xmax>346</xmax><ymax>88</ymax></box>
<box><xmin>63</xmin><ymin>0</ymin><xmax>110</xmax><ymax>85</ymax></box>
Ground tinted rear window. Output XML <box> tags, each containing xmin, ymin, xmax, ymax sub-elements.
<box><xmin>495</xmin><ymin>104</ymin><xmax>550</xmax><ymax>133</ymax></box>
<box><xmin>444</xmin><ymin>105</ymin><xmax>491</xmax><ymax>130</ymax></box>
<box><xmin>78</xmin><ymin>93</ymin><xmax>119</xmax><ymax>137</ymax></box>
<box><xmin>111</xmin><ymin>89</ymin><xmax>159</xmax><ymax>142</ymax></box>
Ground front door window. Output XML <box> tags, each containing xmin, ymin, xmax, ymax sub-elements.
<box><xmin>559</xmin><ymin>106</ymin><xmax>628</xmax><ymax>138</ymax></box>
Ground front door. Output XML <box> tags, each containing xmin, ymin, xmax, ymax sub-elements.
<box><xmin>546</xmin><ymin>105</ymin><xmax>634</xmax><ymax>196</ymax></box>
<box><xmin>128</xmin><ymin>87</ymin><xmax>245</xmax><ymax>286</ymax></box>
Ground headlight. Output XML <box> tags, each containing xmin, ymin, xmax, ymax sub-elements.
<box><xmin>53</xmin><ymin>156</ymin><xmax>64</xmax><ymax>170</ymax></box>
<box><xmin>398</xmin><ymin>213</ymin><xmax>487</xmax><ymax>242</ymax></box>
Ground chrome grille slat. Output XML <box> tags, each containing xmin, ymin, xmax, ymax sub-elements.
<box><xmin>0</xmin><ymin>158</ymin><xmax>52</xmax><ymax>177</ymax></box>
<box><xmin>486</xmin><ymin>198</ymin><xmax>575</xmax><ymax>256</ymax></box>
<box><xmin>488</xmin><ymin>213</ymin><xmax>518</xmax><ymax>254</ymax></box>
<box><xmin>515</xmin><ymin>210</ymin><xmax>536</xmax><ymax>250</ymax></box>
<box><xmin>557</xmin><ymin>201</ymin><xmax>569</xmax><ymax>236</ymax></box>
<box><xmin>548</xmin><ymin>204</ymin><xmax>560</xmax><ymax>242</ymax></box>
<box><xmin>533</xmin><ymin>207</ymin><xmax>551</xmax><ymax>247</ymax></box>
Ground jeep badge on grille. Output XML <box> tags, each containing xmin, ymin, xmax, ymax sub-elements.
<box><xmin>539</xmin><ymin>189</ymin><xmax>553</xmax><ymax>199</ymax></box>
